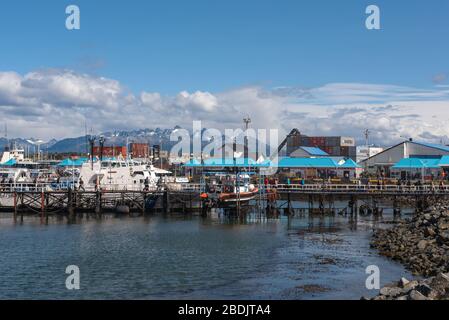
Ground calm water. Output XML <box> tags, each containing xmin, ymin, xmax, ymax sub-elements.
<box><xmin>0</xmin><ymin>211</ymin><xmax>412</xmax><ymax>300</ymax></box>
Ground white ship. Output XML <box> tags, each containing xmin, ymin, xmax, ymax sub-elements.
<box><xmin>78</xmin><ymin>158</ymin><xmax>160</xmax><ymax>191</ymax></box>
<box><xmin>0</xmin><ymin>144</ymin><xmax>25</xmax><ymax>164</ymax></box>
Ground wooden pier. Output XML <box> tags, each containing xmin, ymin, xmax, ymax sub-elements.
<box><xmin>1</xmin><ymin>183</ymin><xmax>449</xmax><ymax>219</ymax></box>
<box><xmin>0</xmin><ymin>183</ymin><xmax>204</xmax><ymax>219</ymax></box>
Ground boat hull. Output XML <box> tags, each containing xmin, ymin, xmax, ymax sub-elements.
<box><xmin>218</xmin><ymin>189</ymin><xmax>259</xmax><ymax>207</ymax></box>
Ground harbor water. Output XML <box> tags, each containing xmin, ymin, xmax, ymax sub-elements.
<box><xmin>0</xmin><ymin>210</ymin><xmax>413</xmax><ymax>300</ymax></box>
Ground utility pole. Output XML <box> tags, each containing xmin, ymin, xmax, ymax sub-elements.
<box><xmin>363</xmin><ymin>129</ymin><xmax>370</xmax><ymax>179</ymax></box>
<box><xmin>243</xmin><ymin>115</ymin><xmax>251</xmax><ymax>174</ymax></box>
<box><xmin>364</xmin><ymin>129</ymin><xmax>370</xmax><ymax>148</ymax></box>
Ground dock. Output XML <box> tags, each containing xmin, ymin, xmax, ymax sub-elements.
<box><xmin>1</xmin><ymin>183</ymin><xmax>449</xmax><ymax>220</ymax></box>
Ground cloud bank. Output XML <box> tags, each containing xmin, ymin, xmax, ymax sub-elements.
<box><xmin>1</xmin><ymin>69</ymin><xmax>449</xmax><ymax>146</ymax></box>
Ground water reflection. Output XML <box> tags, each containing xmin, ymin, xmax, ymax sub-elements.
<box><xmin>0</xmin><ymin>207</ymin><xmax>413</xmax><ymax>300</ymax></box>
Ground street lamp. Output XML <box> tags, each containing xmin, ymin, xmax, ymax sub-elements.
<box><xmin>26</xmin><ymin>139</ymin><xmax>44</xmax><ymax>162</ymax></box>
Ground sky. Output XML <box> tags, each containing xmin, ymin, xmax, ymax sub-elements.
<box><xmin>1</xmin><ymin>0</ymin><xmax>449</xmax><ymax>145</ymax></box>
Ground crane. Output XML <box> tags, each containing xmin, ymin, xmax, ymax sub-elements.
<box><xmin>269</xmin><ymin>128</ymin><xmax>301</xmax><ymax>161</ymax></box>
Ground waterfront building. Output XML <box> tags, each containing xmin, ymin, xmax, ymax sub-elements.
<box><xmin>184</xmin><ymin>156</ymin><xmax>362</xmax><ymax>180</ymax></box>
<box><xmin>360</xmin><ymin>140</ymin><xmax>449</xmax><ymax>177</ymax></box>
<box><xmin>356</xmin><ymin>146</ymin><xmax>384</xmax><ymax>163</ymax></box>
<box><xmin>390</xmin><ymin>158</ymin><xmax>442</xmax><ymax>181</ymax></box>
<box><xmin>286</xmin><ymin>132</ymin><xmax>357</xmax><ymax>160</ymax></box>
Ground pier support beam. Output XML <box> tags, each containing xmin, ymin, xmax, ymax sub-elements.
<box><xmin>40</xmin><ymin>192</ymin><xmax>45</xmax><ymax>224</ymax></box>
<box><xmin>13</xmin><ymin>192</ymin><xmax>17</xmax><ymax>222</ymax></box>
<box><xmin>142</xmin><ymin>193</ymin><xmax>147</xmax><ymax>216</ymax></box>
<box><xmin>308</xmin><ymin>195</ymin><xmax>314</xmax><ymax>214</ymax></box>
<box><xmin>68</xmin><ymin>188</ymin><xmax>75</xmax><ymax>220</ymax></box>
<box><xmin>163</xmin><ymin>191</ymin><xmax>170</xmax><ymax>214</ymax></box>
<box><xmin>95</xmin><ymin>190</ymin><xmax>102</xmax><ymax>217</ymax></box>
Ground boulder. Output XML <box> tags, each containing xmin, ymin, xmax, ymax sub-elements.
<box><xmin>409</xmin><ymin>290</ymin><xmax>429</xmax><ymax>300</ymax></box>
<box><xmin>438</xmin><ymin>231</ymin><xmax>449</xmax><ymax>242</ymax></box>
<box><xmin>415</xmin><ymin>283</ymin><xmax>433</xmax><ymax>297</ymax></box>
<box><xmin>398</xmin><ymin>277</ymin><xmax>410</xmax><ymax>288</ymax></box>
<box><xmin>417</xmin><ymin>240</ymin><xmax>428</xmax><ymax>251</ymax></box>
<box><xmin>438</xmin><ymin>222</ymin><xmax>449</xmax><ymax>230</ymax></box>
<box><xmin>424</xmin><ymin>227</ymin><xmax>436</xmax><ymax>237</ymax></box>
<box><xmin>379</xmin><ymin>286</ymin><xmax>402</xmax><ymax>297</ymax></box>
<box><xmin>429</xmin><ymin>273</ymin><xmax>449</xmax><ymax>298</ymax></box>
<box><xmin>403</xmin><ymin>280</ymin><xmax>419</xmax><ymax>291</ymax></box>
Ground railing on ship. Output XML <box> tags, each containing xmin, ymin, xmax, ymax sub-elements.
<box><xmin>0</xmin><ymin>182</ymin><xmax>204</xmax><ymax>193</ymax></box>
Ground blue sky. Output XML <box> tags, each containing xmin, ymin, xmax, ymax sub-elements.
<box><xmin>1</xmin><ymin>0</ymin><xmax>449</xmax><ymax>143</ymax></box>
<box><xmin>1</xmin><ymin>0</ymin><xmax>448</xmax><ymax>93</ymax></box>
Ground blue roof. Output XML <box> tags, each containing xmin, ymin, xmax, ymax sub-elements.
<box><xmin>439</xmin><ymin>155</ymin><xmax>449</xmax><ymax>166</ymax></box>
<box><xmin>392</xmin><ymin>158</ymin><xmax>441</xmax><ymax>169</ymax></box>
<box><xmin>184</xmin><ymin>158</ymin><xmax>265</xmax><ymax>167</ymax></box>
<box><xmin>299</xmin><ymin>146</ymin><xmax>329</xmax><ymax>156</ymax></box>
<box><xmin>338</xmin><ymin>158</ymin><xmax>362</xmax><ymax>168</ymax></box>
<box><xmin>412</xmin><ymin>141</ymin><xmax>449</xmax><ymax>153</ymax></box>
<box><xmin>184</xmin><ymin>157</ymin><xmax>360</xmax><ymax>169</ymax></box>
<box><xmin>57</xmin><ymin>158</ymin><xmax>88</xmax><ymax>167</ymax></box>
<box><xmin>277</xmin><ymin>157</ymin><xmax>337</xmax><ymax>168</ymax></box>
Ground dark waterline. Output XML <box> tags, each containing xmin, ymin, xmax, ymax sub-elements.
<box><xmin>0</xmin><ymin>211</ymin><xmax>413</xmax><ymax>299</ymax></box>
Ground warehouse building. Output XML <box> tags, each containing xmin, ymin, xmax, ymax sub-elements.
<box><xmin>356</xmin><ymin>146</ymin><xmax>384</xmax><ymax>163</ymax></box>
<box><xmin>288</xmin><ymin>146</ymin><xmax>329</xmax><ymax>158</ymax></box>
<box><xmin>286</xmin><ymin>132</ymin><xmax>357</xmax><ymax>160</ymax></box>
<box><xmin>360</xmin><ymin>140</ymin><xmax>449</xmax><ymax>177</ymax></box>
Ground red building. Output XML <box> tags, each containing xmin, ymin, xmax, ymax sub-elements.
<box><xmin>92</xmin><ymin>146</ymin><xmax>127</xmax><ymax>158</ymax></box>
<box><xmin>129</xmin><ymin>143</ymin><xmax>150</xmax><ymax>158</ymax></box>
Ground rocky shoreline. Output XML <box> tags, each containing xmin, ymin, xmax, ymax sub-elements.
<box><xmin>368</xmin><ymin>202</ymin><xmax>449</xmax><ymax>300</ymax></box>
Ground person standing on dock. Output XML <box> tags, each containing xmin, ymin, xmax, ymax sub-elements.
<box><xmin>144</xmin><ymin>177</ymin><xmax>149</xmax><ymax>191</ymax></box>
<box><xmin>79</xmin><ymin>177</ymin><xmax>85</xmax><ymax>191</ymax></box>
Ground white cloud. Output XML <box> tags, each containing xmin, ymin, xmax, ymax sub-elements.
<box><xmin>1</xmin><ymin>68</ymin><xmax>449</xmax><ymax>147</ymax></box>
<box><xmin>175</xmin><ymin>91</ymin><xmax>218</xmax><ymax>112</ymax></box>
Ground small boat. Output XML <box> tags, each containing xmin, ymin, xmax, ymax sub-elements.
<box><xmin>212</xmin><ymin>174</ymin><xmax>259</xmax><ymax>207</ymax></box>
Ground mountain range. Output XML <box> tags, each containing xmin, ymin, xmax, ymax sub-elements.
<box><xmin>0</xmin><ymin>126</ymin><xmax>270</xmax><ymax>154</ymax></box>
<box><xmin>0</xmin><ymin>127</ymin><xmax>183</xmax><ymax>154</ymax></box>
